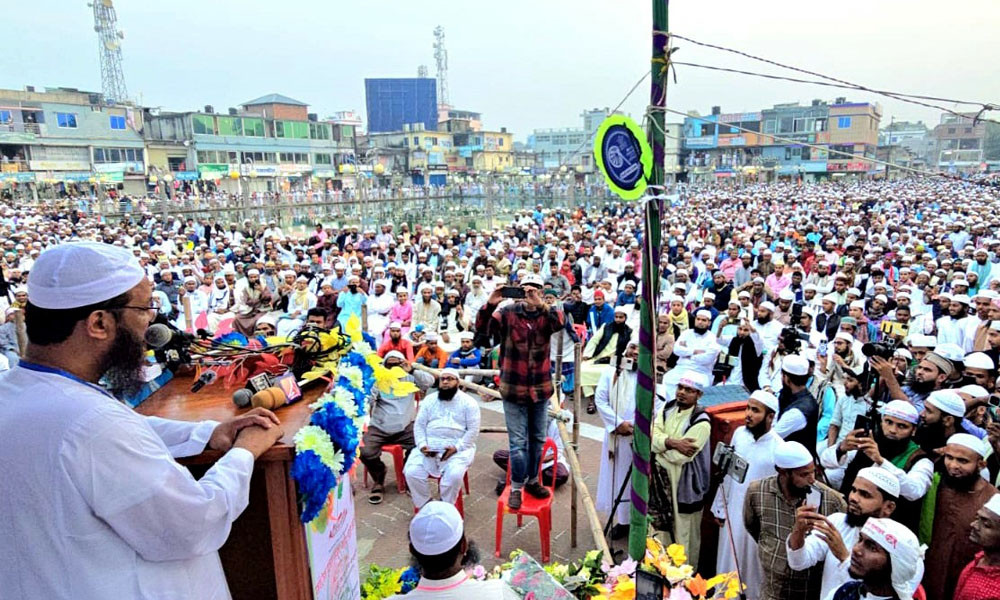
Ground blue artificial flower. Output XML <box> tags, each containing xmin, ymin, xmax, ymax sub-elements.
<box><xmin>215</xmin><ymin>331</ymin><xmax>249</xmax><ymax>346</ymax></box>
<box><xmin>399</xmin><ymin>566</ymin><xmax>420</xmax><ymax>593</ymax></box>
<box><xmin>291</xmin><ymin>450</ymin><xmax>338</xmax><ymax>522</ymax></box>
<box><xmin>310</xmin><ymin>405</ymin><xmax>360</xmax><ymax>471</ymax></box>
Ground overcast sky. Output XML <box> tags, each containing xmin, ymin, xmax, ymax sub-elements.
<box><xmin>3</xmin><ymin>0</ymin><xmax>998</xmax><ymax>141</ymax></box>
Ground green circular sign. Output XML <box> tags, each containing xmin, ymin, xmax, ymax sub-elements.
<box><xmin>593</xmin><ymin>115</ymin><xmax>653</xmax><ymax>200</ymax></box>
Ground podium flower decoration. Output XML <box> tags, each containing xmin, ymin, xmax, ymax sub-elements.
<box><xmin>291</xmin><ymin>315</ymin><xmax>417</xmax><ymax>523</ymax></box>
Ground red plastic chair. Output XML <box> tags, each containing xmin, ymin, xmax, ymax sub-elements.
<box><xmin>914</xmin><ymin>585</ymin><xmax>926</xmax><ymax>600</ymax></box>
<box><xmin>495</xmin><ymin>438</ymin><xmax>557</xmax><ymax>563</ymax></box>
<box><xmin>364</xmin><ymin>444</ymin><xmax>407</xmax><ymax>493</ymax></box>
<box><xmin>414</xmin><ymin>473</ymin><xmax>466</xmax><ymax>517</ymax></box>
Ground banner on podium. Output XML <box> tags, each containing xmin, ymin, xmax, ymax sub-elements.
<box><xmin>305</xmin><ymin>478</ymin><xmax>361</xmax><ymax>600</ymax></box>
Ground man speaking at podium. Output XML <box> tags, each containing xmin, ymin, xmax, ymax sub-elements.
<box><xmin>0</xmin><ymin>242</ymin><xmax>283</xmax><ymax>599</ymax></box>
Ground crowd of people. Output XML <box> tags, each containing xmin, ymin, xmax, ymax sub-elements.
<box><xmin>2</xmin><ymin>177</ymin><xmax>1000</xmax><ymax>599</ymax></box>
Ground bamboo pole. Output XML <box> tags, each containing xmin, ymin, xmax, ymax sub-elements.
<box><xmin>12</xmin><ymin>309</ymin><xmax>27</xmax><ymax>357</ymax></box>
<box><xmin>412</xmin><ymin>362</ymin><xmax>501</xmax><ymax>400</ymax></box>
<box><xmin>571</xmin><ymin>341</ymin><xmax>582</xmax><ymax>548</ymax></box>
<box><xmin>183</xmin><ymin>294</ymin><xmax>194</xmax><ymax>333</ymax></box>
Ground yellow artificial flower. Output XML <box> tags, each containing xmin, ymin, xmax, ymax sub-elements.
<box><xmin>591</xmin><ymin>584</ymin><xmax>610</xmax><ymax>600</ymax></box>
<box><xmin>663</xmin><ymin>563</ymin><xmax>694</xmax><ymax>585</ymax></box>
<box><xmin>646</xmin><ymin>537</ymin><xmax>664</xmax><ymax>556</ymax></box>
<box><xmin>608</xmin><ymin>575</ymin><xmax>635</xmax><ymax>600</ymax></box>
<box><xmin>345</xmin><ymin>314</ymin><xmax>363</xmax><ymax>342</ymax></box>
<box><xmin>667</xmin><ymin>543</ymin><xmax>687</xmax><ymax>566</ymax></box>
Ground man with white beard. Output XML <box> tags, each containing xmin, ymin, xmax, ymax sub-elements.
<box><xmin>594</xmin><ymin>338</ymin><xmax>639</xmax><ymax>539</ymax></box>
<box><xmin>711</xmin><ymin>390</ymin><xmax>781</xmax><ymax>600</ymax></box>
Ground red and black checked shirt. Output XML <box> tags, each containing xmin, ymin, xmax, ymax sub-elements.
<box><xmin>477</xmin><ymin>301</ymin><xmax>564</xmax><ymax>404</ymax></box>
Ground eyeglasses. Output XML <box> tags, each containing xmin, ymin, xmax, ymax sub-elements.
<box><xmin>112</xmin><ymin>298</ymin><xmax>161</xmax><ymax>318</ymax></box>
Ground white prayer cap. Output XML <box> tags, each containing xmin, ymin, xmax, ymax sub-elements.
<box><xmin>28</xmin><ymin>242</ymin><xmax>145</xmax><ymax>310</ymax></box>
<box><xmin>676</xmin><ymin>370</ymin><xmax>709</xmax><ymax>392</ymax></box>
<box><xmin>893</xmin><ymin>347</ymin><xmax>913</xmax><ymax>360</ymax></box>
<box><xmin>458</xmin><ymin>331</ymin><xmax>474</xmax><ymax>341</ymax></box>
<box><xmin>804</xmin><ymin>284</ymin><xmax>818</xmax><ymax>291</ymax></box>
<box><xmin>964</xmin><ymin>352</ymin><xmax>995</xmax><ymax>371</ymax></box>
<box><xmin>907</xmin><ymin>334</ymin><xmax>936</xmax><ymax>348</ymax></box>
<box><xmin>247</xmin><ymin>268</ymin><xmax>260</xmax><ymax>276</ymax></box>
<box><xmin>382</xmin><ymin>350</ymin><xmax>405</xmax><ymax>363</ymax></box>
<box><xmin>834</xmin><ymin>331</ymin><xmax>854</xmax><ymax>343</ymax></box>
<box><xmin>296</xmin><ymin>275</ymin><xmax>309</xmax><ymax>283</ymax></box>
<box><xmin>213</xmin><ymin>273</ymin><xmax>226</xmax><ymax>282</ymax></box>
<box><xmin>703</xmin><ymin>290</ymin><xmax>715</xmax><ymax>299</ymax></box>
<box><xmin>439</xmin><ymin>368</ymin><xmax>460</xmax><ymax>380</ymax></box>
<box><xmin>927</xmin><ymin>390</ymin><xmax>967</xmax><ymax>417</ymax></box>
<box><xmin>256</xmin><ymin>314</ymin><xmax>277</xmax><ymax>327</ymax></box>
<box><xmin>822</xmin><ymin>293</ymin><xmax>838</xmax><ymax>303</ymax></box>
<box><xmin>959</xmin><ymin>384</ymin><xmax>990</xmax><ymax>399</ymax></box>
<box><xmin>749</xmin><ymin>389</ymin><xmax>779</xmax><ymax>413</ymax></box>
<box><xmin>728</xmin><ymin>299</ymin><xmax>741</xmax><ymax>307</ymax></box>
<box><xmin>389</xmin><ymin>321</ymin><xmax>402</xmax><ymax>330</ymax></box>
<box><xmin>614</xmin><ymin>305</ymin><xmax>629</xmax><ymax>315</ymax></box>
<box><xmin>856</xmin><ymin>466</ymin><xmax>901</xmax><ymax>499</ymax></box>
<box><xmin>759</xmin><ymin>301</ymin><xmax>776</xmax><ymax>313</ymax></box>
<box><xmin>984</xmin><ymin>494</ymin><xmax>1000</xmax><ymax>518</ymax></box>
<box><xmin>991</xmin><ymin>321</ymin><xmax>1000</xmax><ymax>332</ymax></box>
<box><xmin>860</xmin><ymin>518</ymin><xmax>925</xmax><ymax>600</ymax></box>
<box><xmin>881</xmin><ymin>400</ymin><xmax>919</xmax><ymax>425</ymax></box>
<box><xmin>952</xmin><ymin>293</ymin><xmax>971</xmax><ymax>305</ymax></box>
<box><xmin>738</xmin><ymin>290</ymin><xmax>751</xmax><ymax>298</ymax></box>
<box><xmin>183</xmin><ymin>275</ymin><xmax>197</xmax><ymax>284</ymax></box>
<box><xmin>695</xmin><ymin>309</ymin><xmax>712</xmax><ymax>319</ymax></box>
<box><xmin>774</xmin><ymin>441</ymin><xmax>813</xmax><ymax>469</ymax></box>
<box><xmin>848</xmin><ymin>287</ymin><xmax>862</xmax><ymax>296</ymax></box>
<box><xmin>933</xmin><ymin>343</ymin><xmax>965</xmax><ymax>363</ymax></box>
<box><xmin>947</xmin><ymin>433</ymin><xmax>988</xmax><ymax>457</ymax></box>
<box><xmin>409</xmin><ymin>501</ymin><xmax>464</xmax><ymax>556</ymax></box>
<box><xmin>778</xmin><ymin>289</ymin><xmax>794</xmax><ymax>301</ymax></box>
<box><xmin>424</xmin><ymin>332</ymin><xmax>438</xmax><ymax>342</ymax></box>
<box><xmin>850</xmin><ymin>300</ymin><xmax>866</xmax><ymax>310</ymax></box>
<box><xmin>782</xmin><ymin>354</ymin><xmax>809</xmax><ymax>376</ymax></box>
<box><xmin>874</xmin><ymin>294</ymin><xmax>888</xmax><ymax>303</ymax></box>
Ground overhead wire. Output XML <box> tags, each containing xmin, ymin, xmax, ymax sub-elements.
<box><xmin>665</xmin><ymin>32</ymin><xmax>1000</xmax><ymax>125</ymax></box>
<box><xmin>555</xmin><ymin>70</ymin><xmax>650</xmax><ymax>167</ymax></box>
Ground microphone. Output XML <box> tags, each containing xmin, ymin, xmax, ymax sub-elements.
<box><xmin>232</xmin><ymin>388</ymin><xmax>253</xmax><ymax>408</ymax></box>
<box><xmin>190</xmin><ymin>370</ymin><xmax>218</xmax><ymax>393</ymax></box>
<box><xmin>144</xmin><ymin>323</ymin><xmax>195</xmax><ymax>349</ymax></box>
<box><xmin>251</xmin><ymin>386</ymin><xmax>289</xmax><ymax>410</ymax></box>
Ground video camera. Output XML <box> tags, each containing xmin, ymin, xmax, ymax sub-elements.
<box><xmin>712</xmin><ymin>443</ymin><xmax>750</xmax><ymax>484</ymax></box>
<box><xmin>779</xmin><ymin>326</ymin><xmax>802</xmax><ymax>354</ymax></box>
<box><xmin>862</xmin><ymin>338</ymin><xmax>899</xmax><ymax>360</ymax></box>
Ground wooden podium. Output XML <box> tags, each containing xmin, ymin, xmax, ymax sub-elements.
<box><xmin>136</xmin><ymin>376</ymin><xmax>322</xmax><ymax>600</ymax></box>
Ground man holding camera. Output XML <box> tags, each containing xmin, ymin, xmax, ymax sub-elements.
<box><xmin>476</xmin><ymin>274</ymin><xmax>564</xmax><ymax>510</ymax></box>
<box><xmin>711</xmin><ymin>390</ymin><xmax>782</xmax><ymax>598</ymax></box>
<box><xmin>232</xmin><ymin>268</ymin><xmax>272</xmax><ymax>335</ymax></box>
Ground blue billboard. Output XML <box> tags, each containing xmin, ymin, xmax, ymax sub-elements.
<box><xmin>365</xmin><ymin>78</ymin><xmax>438</xmax><ymax>133</ymax></box>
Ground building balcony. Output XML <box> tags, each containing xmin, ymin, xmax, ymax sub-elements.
<box><xmin>0</xmin><ymin>159</ymin><xmax>30</xmax><ymax>173</ymax></box>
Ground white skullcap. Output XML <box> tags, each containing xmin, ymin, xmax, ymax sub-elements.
<box><xmin>984</xmin><ymin>494</ymin><xmax>1000</xmax><ymax>518</ymax></box>
<box><xmin>934</xmin><ymin>343</ymin><xmax>965</xmax><ymax>363</ymax></box>
<box><xmin>860</xmin><ymin>518</ymin><xmax>925</xmax><ymax>600</ymax></box>
<box><xmin>256</xmin><ymin>314</ymin><xmax>277</xmax><ymax>327</ymax></box>
<box><xmin>695</xmin><ymin>309</ymin><xmax>712</xmax><ymax>319</ymax></box>
<box><xmin>28</xmin><ymin>242</ymin><xmax>145</xmax><ymax>309</ymax></box>
<box><xmin>964</xmin><ymin>352</ymin><xmax>995</xmax><ymax>371</ymax></box>
<box><xmin>774</xmin><ymin>441</ymin><xmax>813</xmax><ymax>469</ymax></box>
<box><xmin>881</xmin><ymin>400</ymin><xmax>920</xmax><ymax>424</ymax></box>
<box><xmin>759</xmin><ymin>301</ymin><xmax>776</xmax><ymax>313</ymax></box>
<box><xmin>613</xmin><ymin>305</ymin><xmax>629</xmax><ymax>315</ymax></box>
<box><xmin>874</xmin><ymin>294</ymin><xmax>888</xmax><ymax>303</ymax></box>
<box><xmin>907</xmin><ymin>334</ymin><xmax>936</xmax><ymax>348</ymax></box>
<box><xmin>850</xmin><ymin>300</ymin><xmax>866</xmax><ymax>310</ymax></box>
<box><xmin>856</xmin><ymin>465</ymin><xmax>901</xmax><ymax>499</ymax></box>
<box><xmin>927</xmin><ymin>389</ymin><xmax>966</xmax><ymax>417</ymax></box>
<box><xmin>778</xmin><ymin>289</ymin><xmax>795</xmax><ymax>301</ymax></box>
<box><xmin>749</xmin><ymin>389</ymin><xmax>779</xmax><ymax>413</ymax></box>
<box><xmin>738</xmin><ymin>290</ymin><xmax>751</xmax><ymax>298</ymax></box>
<box><xmin>389</xmin><ymin>321</ymin><xmax>402</xmax><ymax>330</ymax></box>
<box><xmin>424</xmin><ymin>332</ymin><xmax>438</xmax><ymax>342</ymax></box>
<box><xmin>676</xmin><ymin>370</ymin><xmax>709</xmax><ymax>392</ymax></box>
<box><xmin>822</xmin><ymin>293</ymin><xmax>839</xmax><ymax>303</ymax></box>
<box><xmin>848</xmin><ymin>287</ymin><xmax>862</xmax><ymax>296</ymax></box>
<box><xmin>296</xmin><ymin>275</ymin><xmax>309</xmax><ymax>283</ymax></box>
<box><xmin>893</xmin><ymin>348</ymin><xmax>913</xmax><ymax>361</ymax></box>
<box><xmin>183</xmin><ymin>275</ymin><xmax>197</xmax><ymax>284</ymax></box>
<box><xmin>782</xmin><ymin>354</ymin><xmax>809</xmax><ymax>376</ymax></box>
<box><xmin>834</xmin><ymin>331</ymin><xmax>854</xmax><ymax>343</ymax></box>
<box><xmin>952</xmin><ymin>293</ymin><xmax>972</xmax><ymax>305</ymax></box>
<box><xmin>959</xmin><ymin>384</ymin><xmax>989</xmax><ymax>399</ymax></box>
<box><xmin>247</xmin><ymin>268</ymin><xmax>260</xmax><ymax>276</ymax></box>
<box><xmin>439</xmin><ymin>368</ymin><xmax>460</xmax><ymax>380</ymax></box>
<box><xmin>409</xmin><ymin>501</ymin><xmax>463</xmax><ymax>556</ymax></box>
<box><xmin>947</xmin><ymin>433</ymin><xmax>988</xmax><ymax>457</ymax></box>
<box><xmin>458</xmin><ymin>331</ymin><xmax>474</xmax><ymax>341</ymax></box>
<box><xmin>382</xmin><ymin>350</ymin><xmax>405</xmax><ymax>363</ymax></box>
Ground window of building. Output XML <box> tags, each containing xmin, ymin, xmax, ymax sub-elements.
<box><xmin>241</xmin><ymin>118</ymin><xmax>265</xmax><ymax>137</ymax></box>
<box><xmin>227</xmin><ymin>151</ymin><xmax>238</xmax><ymax>163</ymax></box>
<box><xmin>276</xmin><ymin>121</ymin><xmax>309</xmax><ymax>139</ymax></box>
<box><xmin>814</xmin><ymin>118</ymin><xmax>827</xmax><ymax>132</ymax></box>
<box><xmin>93</xmin><ymin>148</ymin><xmax>105</xmax><ymax>162</ymax></box>
<box><xmin>192</xmin><ymin>114</ymin><xmax>215</xmax><ymax>135</ymax></box>
<box><xmin>0</xmin><ymin>110</ymin><xmax>11</xmax><ymax>124</ymax></box>
<box><xmin>413</xmin><ymin>136</ymin><xmax>419</xmax><ymax>146</ymax></box>
<box><xmin>499</xmin><ymin>138</ymin><xmax>504</xmax><ymax>147</ymax></box>
<box><xmin>965</xmin><ymin>127</ymin><xmax>973</xmax><ymax>134</ymax></box>
<box><xmin>341</xmin><ymin>125</ymin><xmax>354</xmax><ymax>139</ymax></box>
<box><xmin>296</xmin><ymin>152</ymin><xmax>308</xmax><ymax>163</ymax></box>
<box><xmin>56</xmin><ymin>112</ymin><xmax>77</xmax><ymax>128</ymax></box>
<box><xmin>784</xmin><ymin>147</ymin><xmax>792</xmax><ymax>160</ymax></box>
<box><xmin>109</xmin><ymin>115</ymin><xmax>126</xmax><ymax>130</ymax></box>
<box><xmin>801</xmin><ymin>147</ymin><xmax>811</xmax><ymax>160</ymax></box>
<box><xmin>948</xmin><ymin>127</ymin><xmax>956</xmax><ymax>134</ymax></box>
<box><xmin>959</xmin><ymin>138</ymin><xmax>981</xmax><ymax>150</ymax></box>
<box><xmin>217</xmin><ymin>117</ymin><xmax>243</xmax><ymax>136</ymax></box>
<box><xmin>763</xmin><ymin>120</ymin><xmax>776</xmax><ymax>134</ymax></box>
<box><xmin>309</xmin><ymin>123</ymin><xmax>331</xmax><ymax>140</ymax></box>
<box><xmin>837</xmin><ymin>117</ymin><xmax>852</xmax><ymax>129</ymax></box>
<box><xmin>314</xmin><ymin>153</ymin><xmax>332</xmax><ymax>165</ymax></box>
<box><xmin>776</xmin><ymin>118</ymin><xmax>792</xmax><ymax>133</ymax></box>
<box><xmin>108</xmin><ymin>148</ymin><xmax>122</xmax><ymax>162</ymax></box>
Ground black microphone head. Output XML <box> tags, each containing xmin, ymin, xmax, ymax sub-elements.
<box><xmin>202</xmin><ymin>370</ymin><xmax>219</xmax><ymax>384</ymax></box>
<box><xmin>232</xmin><ymin>388</ymin><xmax>253</xmax><ymax>408</ymax></box>
<box><xmin>144</xmin><ymin>323</ymin><xmax>172</xmax><ymax>349</ymax></box>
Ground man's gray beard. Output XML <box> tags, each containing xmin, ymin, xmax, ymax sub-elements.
<box><xmin>101</xmin><ymin>323</ymin><xmax>148</xmax><ymax>398</ymax></box>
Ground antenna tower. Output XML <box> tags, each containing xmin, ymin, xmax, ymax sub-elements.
<box><xmin>433</xmin><ymin>26</ymin><xmax>449</xmax><ymax>106</ymax></box>
<box><xmin>90</xmin><ymin>0</ymin><xmax>128</xmax><ymax>103</ymax></box>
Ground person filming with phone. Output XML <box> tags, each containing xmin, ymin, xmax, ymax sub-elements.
<box><xmin>475</xmin><ymin>274</ymin><xmax>564</xmax><ymax>510</ymax></box>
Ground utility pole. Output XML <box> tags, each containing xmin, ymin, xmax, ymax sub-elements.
<box><xmin>885</xmin><ymin>115</ymin><xmax>894</xmax><ymax>181</ymax></box>
<box><xmin>628</xmin><ymin>0</ymin><xmax>668</xmax><ymax>562</ymax></box>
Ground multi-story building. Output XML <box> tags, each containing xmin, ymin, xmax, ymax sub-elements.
<box><xmin>365</xmin><ymin>78</ymin><xmax>438</xmax><ymax>134</ymax></box>
<box><xmin>437</xmin><ymin>107</ymin><xmax>481</xmax><ymax>132</ymax></box>
<box><xmin>143</xmin><ymin>94</ymin><xmax>357</xmax><ymax>194</ymax></box>
<box><xmin>530</xmin><ymin>108</ymin><xmax>621</xmax><ymax>169</ymax></box>
<box><xmin>365</xmin><ymin>124</ymin><xmax>454</xmax><ymax>186</ymax></box>
<box><xmin>932</xmin><ymin>112</ymin><xmax>988</xmax><ymax>173</ymax></box>
<box><xmin>0</xmin><ymin>86</ymin><xmax>147</xmax><ymax>197</ymax></box>
<box><xmin>879</xmin><ymin>120</ymin><xmax>934</xmax><ymax>170</ymax></box>
<box><xmin>682</xmin><ymin>98</ymin><xmax>881</xmax><ymax>182</ymax></box>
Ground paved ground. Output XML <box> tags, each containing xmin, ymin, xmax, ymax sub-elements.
<box><xmin>354</xmin><ymin>398</ymin><xmax>612</xmax><ymax>572</ymax></box>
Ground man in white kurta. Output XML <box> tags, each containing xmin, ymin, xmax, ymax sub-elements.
<box><xmin>0</xmin><ymin>241</ymin><xmax>282</xmax><ymax>600</ymax></box>
<box><xmin>710</xmin><ymin>390</ymin><xmax>781</xmax><ymax>600</ymax></box>
<box><xmin>594</xmin><ymin>341</ymin><xmax>639</xmax><ymax>530</ymax></box>
<box><xmin>662</xmin><ymin>309</ymin><xmax>721</xmax><ymax>398</ymax></box>
<box><xmin>404</xmin><ymin>369</ymin><xmax>481</xmax><ymax>508</ymax></box>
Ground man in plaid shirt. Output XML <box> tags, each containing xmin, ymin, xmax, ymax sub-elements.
<box><xmin>744</xmin><ymin>441</ymin><xmax>845</xmax><ymax>600</ymax></box>
<box><xmin>476</xmin><ymin>274</ymin><xmax>564</xmax><ymax>510</ymax></box>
